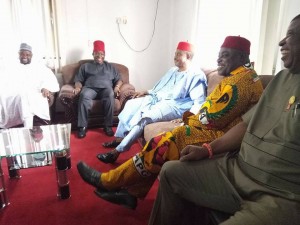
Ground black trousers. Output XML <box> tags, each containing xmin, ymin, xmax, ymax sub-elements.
<box><xmin>77</xmin><ymin>87</ymin><xmax>114</xmax><ymax>127</ymax></box>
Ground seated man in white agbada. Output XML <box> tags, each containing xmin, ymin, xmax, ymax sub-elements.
<box><xmin>0</xmin><ymin>43</ymin><xmax>59</xmax><ymax>128</ymax></box>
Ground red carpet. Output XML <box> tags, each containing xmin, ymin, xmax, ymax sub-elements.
<box><xmin>0</xmin><ymin>127</ymin><xmax>158</xmax><ymax>225</ymax></box>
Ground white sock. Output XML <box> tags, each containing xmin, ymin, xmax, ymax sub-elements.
<box><xmin>23</xmin><ymin>116</ymin><xmax>33</xmax><ymax>128</ymax></box>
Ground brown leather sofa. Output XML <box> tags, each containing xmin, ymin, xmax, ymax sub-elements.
<box><xmin>58</xmin><ymin>60</ymin><xmax>135</xmax><ymax>129</ymax></box>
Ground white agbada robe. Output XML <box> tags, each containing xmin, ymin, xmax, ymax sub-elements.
<box><xmin>0</xmin><ymin>60</ymin><xmax>59</xmax><ymax>128</ymax></box>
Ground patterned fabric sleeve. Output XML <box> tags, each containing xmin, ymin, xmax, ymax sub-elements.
<box><xmin>198</xmin><ymin>67</ymin><xmax>263</xmax><ymax>130</ymax></box>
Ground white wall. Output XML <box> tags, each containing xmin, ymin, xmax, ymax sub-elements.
<box><xmin>57</xmin><ymin>0</ymin><xmax>176</xmax><ymax>90</ymax></box>
<box><xmin>193</xmin><ymin>0</ymin><xmax>265</xmax><ymax>70</ymax></box>
<box><xmin>56</xmin><ymin>0</ymin><xmax>210</xmax><ymax>90</ymax></box>
<box><xmin>56</xmin><ymin>0</ymin><xmax>300</xmax><ymax>91</ymax></box>
<box><xmin>3</xmin><ymin>0</ymin><xmax>297</xmax><ymax>90</ymax></box>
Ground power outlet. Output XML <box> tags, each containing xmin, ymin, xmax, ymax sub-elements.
<box><xmin>122</xmin><ymin>16</ymin><xmax>127</xmax><ymax>24</ymax></box>
<box><xmin>116</xmin><ymin>17</ymin><xmax>122</xmax><ymax>24</ymax></box>
<box><xmin>116</xmin><ymin>16</ymin><xmax>127</xmax><ymax>24</ymax></box>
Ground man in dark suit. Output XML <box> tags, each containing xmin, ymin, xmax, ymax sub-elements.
<box><xmin>73</xmin><ymin>40</ymin><xmax>123</xmax><ymax>138</ymax></box>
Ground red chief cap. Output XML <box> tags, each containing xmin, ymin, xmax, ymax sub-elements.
<box><xmin>93</xmin><ymin>40</ymin><xmax>105</xmax><ymax>52</ymax></box>
<box><xmin>221</xmin><ymin>36</ymin><xmax>251</xmax><ymax>55</ymax></box>
<box><xmin>177</xmin><ymin>41</ymin><xmax>194</xmax><ymax>52</ymax></box>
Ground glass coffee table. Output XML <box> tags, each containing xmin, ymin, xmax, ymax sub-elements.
<box><xmin>0</xmin><ymin>123</ymin><xmax>71</xmax><ymax>209</ymax></box>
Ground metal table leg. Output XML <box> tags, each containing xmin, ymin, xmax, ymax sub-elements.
<box><xmin>0</xmin><ymin>159</ymin><xmax>10</xmax><ymax>209</ymax></box>
<box><xmin>66</xmin><ymin>149</ymin><xmax>71</xmax><ymax>169</ymax></box>
<box><xmin>6</xmin><ymin>156</ymin><xmax>21</xmax><ymax>179</ymax></box>
<box><xmin>54</xmin><ymin>150</ymin><xmax>70</xmax><ymax>199</ymax></box>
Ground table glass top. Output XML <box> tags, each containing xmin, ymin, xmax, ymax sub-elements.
<box><xmin>0</xmin><ymin>123</ymin><xmax>71</xmax><ymax>157</ymax></box>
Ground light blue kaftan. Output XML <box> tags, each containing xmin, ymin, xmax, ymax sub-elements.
<box><xmin>115</xmin><ymin>66</ymin><xmax>207</xmax><ymax>152</ymax></box>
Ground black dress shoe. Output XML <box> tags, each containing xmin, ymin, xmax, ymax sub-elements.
<box><xmin>102</xmin><ymin>140</ymin><xmax>121</xmax><ymax>148</ymax></box>
<box><xmin>78</xmin><ymin>127</ymin><xmax>87</xmax><ymax>138</ymax></box>
<box><xmin>97</xmin><ymin>151</ymin><xmax>119</xmax><ymax>164</ymax></box>
<box><xmin>77</xmin><ymin>161</ymin><xmax>106</xmax><ymax>190</ymax></box>
<box><xmin>103</xmin><ymin>127</ymin><xmax>114</xmax><ymax>137</ymax></box>
<box><xmin>94</xmin><ymin>189</ymin><xmax>137</xmax><ymax>210</ymax></box>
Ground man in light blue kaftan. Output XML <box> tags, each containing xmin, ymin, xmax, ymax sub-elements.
<box><xmin>98</xmin><ymin>41</ymin><xmax>207</xmax><ymax>164</ymax></box>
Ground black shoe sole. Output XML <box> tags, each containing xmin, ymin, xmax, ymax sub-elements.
<box><xmin>78</xmin><ymin>128</ymin><xmax>87</xmax><ymax>138</ymax></box>
<box><xmin>102</xmin><ymin>140</ymin><xmax>120</xmax><ymax>148</ymax></box>
<box><xmin>94</xmin><ymin>189</ymin><xmax>137</xmax><ymax>210</ymax></box>
<box><xmin>76</xmin><ymin>161</ymin><xmax>103</xmax><ymax>188</ymax></box>
<box><xmin>78</xmin><ymin>134</ymin><xmax>86</xmax><ymax>139</ymax></box>
<box><xmin>104</xmin><ymin>132</ymin><xmax>114</xmax><ymax>137</ymax></box>
<box><xmin>96</xmin><ymin>153</ymin><xmax>118</xmax><ymax>164</ymax></box>
<box><xmin>103</xmin><ymin>128</ymin><xmax>114</xmax><ymax>137</ymax></box>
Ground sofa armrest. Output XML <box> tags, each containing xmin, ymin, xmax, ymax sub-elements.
<box><xmin>144</xmin><ymin>121</ymin><xmax>182</xmax><ymax>142</ymax></box>
<box><xmin>47</xmin><ymin>92</ymin><xmax>55</xmax><ymax>107</ymax></box>
<box><xmin>59</xmin><ymin>84</ymin><xmax>76</xmax><ymax>98</ymax></box>
<box><xmin>59</xmin><ymin>83</ymin><xmax>135</xmax><ymax>108</ymax></box>
<box><xmin>58</xmin><ymin>84</ymin><xmax>78</xmax><ymax>107</ymax></box>
<box><xmin>118</xmin><ymin>83</ymin><xmax>135</xmax><ymax>110</ymax></box>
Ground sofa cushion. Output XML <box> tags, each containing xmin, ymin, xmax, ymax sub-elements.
<box><xmin>144</xmin><ymin>121</ymin><xmax>180</xmax><ymax>142</ymax></box>
<box><xmin>206</xmin><ymin>70</ymin><xmax>224</xmax><ymax>95</ymax></box>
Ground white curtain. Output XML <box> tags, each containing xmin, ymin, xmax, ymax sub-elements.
<box><xmin>192</xmin><ymin>0</ymin><xmax>264</xmax><ymax>70</ymax></box>
<box><xmin>1</xmin><ymin>0</ymin><xmax>57</xmax><ymax>71</ymax></box>
<box><xmin>192</xmin><ymin>0</ymin><xmax>300</xmax><ymax>75</ymax></box>
<box><xmin>273</xmin><ymin>0</ymin><xmax>300</xmax><ymax>74</ymax></box>
<box><xmin>0</xmin><ymin>1</ymin><xmax>15</xmax><ymax>69</ymax></box>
